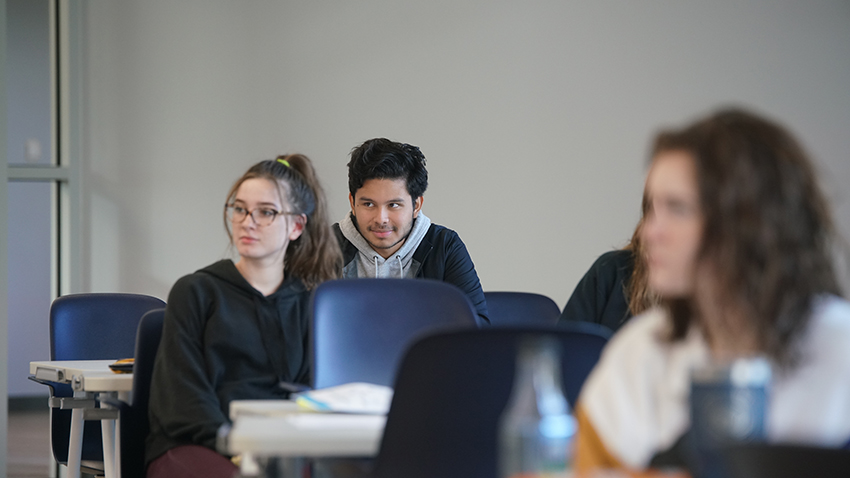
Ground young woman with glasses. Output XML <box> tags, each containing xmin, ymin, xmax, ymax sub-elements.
<box><xmin>146</xmin><ymin>155</ymin><xmax>342</xmax><ymax>478</ymax></box>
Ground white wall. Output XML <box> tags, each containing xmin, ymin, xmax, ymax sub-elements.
<box><xmin>80</xmin><ymin>0</ymin><xmax>850</xmax><ymax>307</ymax></box>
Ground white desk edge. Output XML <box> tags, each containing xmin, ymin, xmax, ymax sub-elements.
<box><xmin>30</xmin><ymin>360</ymin><xmax>132</xmax><ymax>392</ymax></box>
<box><xmin>227</xmin><ymin>399</ymin><xmax>385</xmax><ymax>458</ymax></box>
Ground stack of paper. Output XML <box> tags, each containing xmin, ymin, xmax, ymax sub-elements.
<box><xmin>293</xmin><ymin>382</ymin><xmax>393</xmax><ymax>414</ymax></box>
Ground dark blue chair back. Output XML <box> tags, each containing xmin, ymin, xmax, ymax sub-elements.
<box><xmin>372</xmin><ymin>323</ymin><xmax>611</xmax><ymax>478</ymax></box>
<box><xmin>726</xmin><ymin>443</ymin><xmax>850</xmax><ymax>478</ymax></box>
<box><xmin>310</xmin><ymin>279</ymin><xmax>478</xmax><ymax>389</ymax></box>
<box><xmin>483</xmin><ymin>291</ymin><xmax>561</xmax><ymax>326</ymax></box>
<box><xmin>47</xmin><ymin>293</ymin><xmax>165</xmax><ymax>466</ymax></box>
<box><xmin>118</xmin><ymin>308</ymin><xmax>165</xmax><ymax>478</ymax></box>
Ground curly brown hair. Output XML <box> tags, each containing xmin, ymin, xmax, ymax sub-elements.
<box><xmin>650</xmin><ymin>108</ymin><xmax>841</xmax><ymax>367</ymax></box>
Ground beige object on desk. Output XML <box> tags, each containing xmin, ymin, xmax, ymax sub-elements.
<box><xmin>229</xmin><ymin>399</ymin><xmax>302</xmax><ymax>419</ymax></box>
<box><xmin>227</xmin><ymin>399</ymin><xmax>386</xmax><ymax>458</ymax></box>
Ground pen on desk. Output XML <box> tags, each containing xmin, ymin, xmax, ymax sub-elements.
<box><xmin>278</xmin><ymin>381</ymin><xmax>311</xmax><ymax>394</ymax></box>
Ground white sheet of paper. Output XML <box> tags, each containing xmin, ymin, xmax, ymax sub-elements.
<box><xmin>294</xmin><ymin>382</ymin><xmax>393</xmax><ymax>414</ymax></box>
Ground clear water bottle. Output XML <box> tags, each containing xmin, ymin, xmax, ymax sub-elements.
<box><xmin>499</xmin><ymin>336</ymin><xmax>576</xmax><ymax>478</ymax></box>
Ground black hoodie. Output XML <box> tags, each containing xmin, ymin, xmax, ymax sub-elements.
<box><xmin>146</xmin><ymin>260</ymin><xmax>311</xmax><ymax>464</ymax></box>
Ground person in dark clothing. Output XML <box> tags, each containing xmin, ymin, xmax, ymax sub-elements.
<box><xmin>335</xmin><ymin>138</ymin><xmax>489</xmax><ymax>325</ymax></box>
<box><xmin>560</xmin><ymin>249</ymin><xmax>635</xmax><ymax>332</ymax></box>
<box><xmin>146</xmin><ymin>155</ymin><xmax>342</xmax><ymax>478</ymax></box>
<box><xmin>559</xmin><ymin>205</ymin><xmax>656</xmax><ymax>333</ymax></box>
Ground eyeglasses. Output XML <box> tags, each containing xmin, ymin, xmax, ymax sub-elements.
<box><xmin>225</xmin><ymin>204</ymin><xmax>299</xmax><ymax>226</ymax></box>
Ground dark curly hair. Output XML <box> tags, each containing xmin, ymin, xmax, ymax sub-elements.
<box><xmin>347</xmin><ymin>138</ymin><xmax>428</xmax><ymax>200</ymax></box>
<box><xmin>651</xmin><ymin>108</ymin><xmax>841</xmax><ymax>367</ymax></box>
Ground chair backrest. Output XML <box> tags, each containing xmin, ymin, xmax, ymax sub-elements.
<box><xmin>50</xmin><ymin>292</ymin><xmax>167</xmax><ymax>360</ymax></box>
<box><xmin>47</xmin><ymin>293</ymin><xmax>165</xmax><ymax>465</ymax></box>
<box><xmin>725</xmin><ymin>443</ymin><xmax>850</xmax><ymax>478</ymax></box>
<box><xmin>310</xmin><ymin>278</ymin><xmax>478</xmax><ymax>389</ymax></box>
<box><xmin>372</xmin><ymin>324</ymin><xmax>611</xmax><ymax>478</ymax></box>
<box><xmin>120</xmin><ymin>308</ymin><xmax>165</xmax><ymax>478</ymax></box>
<box><xmin>483</xmin><ymin>291</ymin><xmax>561</xmax><ymax>326</ymax></box>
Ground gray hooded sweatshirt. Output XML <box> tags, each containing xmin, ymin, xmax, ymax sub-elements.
<box><xmin>338</xmin><ymin>212</ymin><xmax>432</xmax><ymax>279</ymax></box>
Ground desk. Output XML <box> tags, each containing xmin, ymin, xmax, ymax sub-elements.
<box><xmin>226</xmin><ymin>400</ymin><xmax>386</xmax><ymax>475</ymax></box>
<box><xmin>30</xmin><ymin>360</ymin><xmax>132</xmax><ymax>478</ymax></box>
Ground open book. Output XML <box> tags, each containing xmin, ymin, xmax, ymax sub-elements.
<box><xmin>293</xmin><ymin>382</ymin><xmax>393</xmax><ymax>414</ymax></box>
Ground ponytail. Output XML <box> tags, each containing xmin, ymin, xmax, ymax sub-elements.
<box><xmin>277</xmin><ymin>154</ymin><xmax>342</xmax><ymax>289</ymax></box>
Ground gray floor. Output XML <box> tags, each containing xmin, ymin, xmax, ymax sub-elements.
<box><xmin>8</xmin><ymin>398</ymin><xmax>52</xmax><ymax>478</ymax></box>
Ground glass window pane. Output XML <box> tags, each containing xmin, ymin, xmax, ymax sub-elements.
<box><xmin>6</xmin><ymin>0</ymin><xmax>52</xmax><ymax>166</ymax></box>
<box><xmin>7</xmin><ymin>182</ymin><xmax>52</xmax><ymax>396</ymax></box>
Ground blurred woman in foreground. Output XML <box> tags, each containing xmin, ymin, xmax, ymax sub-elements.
<box><xmin>575</xmin><ymin>108</ymin><xmax>850</xmax><ymax>474</ymax></box>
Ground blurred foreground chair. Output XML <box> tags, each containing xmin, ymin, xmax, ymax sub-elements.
<box><xmin>102</xmin><ymin>308</ymin><xmax>165</xmax><ymax>478</ymax></box>
<box><xmin>372</xmin><ymin>323</ymin><xmax>611</xmax><ymax>478</ymax></box>
<box><xmin>725</xmin><ymin>443</ymin><xmax>850</xmax><ymax>478</ymax></box>
<box><xmin>483</xmin><ymin>291</ymin><xmax>560</xmax><ymax>326</ymax></box>
<box><xmin>310</xmin><ymin>278</ymin><xmax>478</xmax><ymax>389</ymax></box>
<box><xmin>40</xmin><ymin>293</ymin><xmax>165</xmax><ymax>476</ymax></box>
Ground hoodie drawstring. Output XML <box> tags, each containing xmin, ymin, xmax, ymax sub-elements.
<box><xmin>373</xmin><ymin>255</ymin><xmax>405</xmax><ymax>278</ymax></box>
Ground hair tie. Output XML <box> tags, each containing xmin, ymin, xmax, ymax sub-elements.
<box><xmin>277</xmin><ymin>158</ymin><xmax>291</xmax><ymax>168</ymax></box>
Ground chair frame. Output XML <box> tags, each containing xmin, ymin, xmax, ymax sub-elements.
<box><xmin>372</xmin><ymin>323</ymin><xmax>611</xmax><ymax>478</ymax></box>
<box><xmin>103</xmin><ymin>308</ymin><xmax>166</xmax><ymax>478</ymax></box>
<box><xmin>32</xmin><ymin>293</ymin><xmax>165</xmax><ymax>476</ymax></box>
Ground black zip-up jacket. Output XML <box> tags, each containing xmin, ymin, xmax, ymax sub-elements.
<box><xmin>333</xmin><ymin>222</ymin><xmax>490</xmax><ymax>325</ymax></box>
<box><xmin>558</xmin><ymin>249</ymin><xmax>634</xmax><ymax>333</ymax></box>
<box><xmin>146</xmin><ymin>260</ymin><xmax>311</xmax><ymax>464</ymax></box>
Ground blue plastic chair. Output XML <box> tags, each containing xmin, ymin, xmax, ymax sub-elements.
<box><xmin>483</xmin><ymin>291</ymin><xmax>561</xmax><ymax>326</ymax></box>
<box><xmin>102</xmin><ymin>308</ymin><xmax>165</xmax><ymax>478</ymax></box>
<box><xmin>725</xmin><ymin>443</ymin><xmax>850</xmax><ymax>478</ymax></box>
<box><xmin>310</xmin><ymin>278</ymin><xmax>478</xmax><ymax>389</ymax></box>
<box><xmin>372</xmin><ymin>323</ymin><xmax>612</xmax><ymax>478</ymax></box>
<box><xmin>42</xmin><ymin>293</ymin><xmax>165</xmax><ymax>474</ymax></box>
